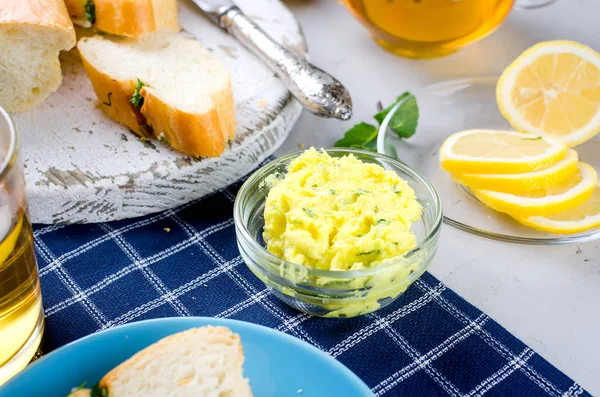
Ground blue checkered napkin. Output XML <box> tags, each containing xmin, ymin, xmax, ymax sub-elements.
<box><xmin>34</xmin><ymin>181</ymin><xmax>589</xmax><ymax>396</ymax></box>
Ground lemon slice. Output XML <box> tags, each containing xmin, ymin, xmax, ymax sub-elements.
<box><xmin>512</xmin><ymin>182</ymin><xmax>600</xmax><ymax>234</ymax></box>
<box><xmin>497</xmin><ymin>40</ymin><xmax>600</xmax><ymax>147</ymax></box>
<box><xmin>439</xmin><ymin>129</ymin><xmax>567</xmax><ymax>174</ymax></box>
<box><xmin>472</xmin><ymin>162</ymin><xmax>597</xmax><ymax>216</ymax></box>
<box><xmin>453</xmin><ymin>149</ymin><xmax>578</xmax><ymax>193</ymax></box>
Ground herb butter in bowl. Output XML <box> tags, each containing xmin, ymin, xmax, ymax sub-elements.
<box><xmin>234</xmin><ymin>148</ymin><xmax>442</xmax><ymax>318</ymax></box>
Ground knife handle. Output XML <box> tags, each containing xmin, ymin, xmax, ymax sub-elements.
<box><xmin>219</xmin><ymin>7</ymin><xmax>352</xmax><ymax>120</ymax></box>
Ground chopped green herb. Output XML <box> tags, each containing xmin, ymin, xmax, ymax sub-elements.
<box><xmin>101</xmin><ymin>92</ymin><xmax>112</xmax><ymax>107</ymax></box>
<box><xmin>329</xmin><ymin>188</ymin><xmax>336</xmax><ymax>195</ymax></box>
<box><xmin>91</xmin><ymin>383</ymin><xmax>108</xmax><ymax>397</ymax></box>
<box><xmin>311</xmin><ymin>184</ymin><xmax>318</xmax><ymax>188</ymax></box>
<box><xmin>523</xmin><ymin>136</ymin><xmax>543</xmax><ymax>140</ymax></box>
<box><xmin>139</xmin><ymin>124</ymin><xmax>153</xmax><ymax>138</ymax></box>
<box><xmin>130</xmin><ymin>78</ymin><xmax>147</xmax><ymax>108</ymax></box>
<box><xmin>358</xmin><ymin>249</ymin><xmax>381</xmax><ymax>256</ymax></box>
<box><xmin>376</xmin><ymin>219</ymin><xmax>389</xmax><ymax>225</ymax></box>
<box><xmin>85</xmin><ymin>0</ymin><xmax>96</xmax><ymax>25</ymax></box>
<box><xmin>302</xmin><ymin>207</ymin><xmax>316</xmax><ymax>218</ymax></box>
<box><xmin>76</xmin><ymin>381</ymin><xmax>87</xmax><ymax>391</ymax></box>
<box><xmin>393</xmin><ymin>186</ymin><xmax>402</xmax><ymax>194</ymax></box>
<box><xmin>334</xmin><ymin>92</ymin><xmax>419</xmax><ymax>152</ymax></box>
<box><xmin>158</xmin><ymin>133</ymin><xmax>170</xmax><ymax>146</ymax></box>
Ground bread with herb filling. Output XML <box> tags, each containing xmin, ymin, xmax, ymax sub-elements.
<box><xmin>77</xmin><ymin>33</ymin><xmax>236</xmax><ymax>158</ymax></box>
<box><xmin>67</xmin><ymin>326</ymin><xmax>253</xmax><ymax>397</ymax></box>
<box><xmin>64</xmin><ymin>0</ymin><xmax>179</xmax><ymax>37</ymax></box>
<box><xmin>0</xmin><ymin>0</ymin><xmax>76</xmax><ymax>112</ymax></box>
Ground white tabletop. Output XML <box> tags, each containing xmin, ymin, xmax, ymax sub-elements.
<box><xmin>277</xmin><ymin>1</ymin><xmax>600</xmax><ymax>394</ymax></box>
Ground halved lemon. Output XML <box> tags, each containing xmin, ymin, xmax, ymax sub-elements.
<box><xmin>472</xmin><ymin>162</ymin><xmax>597</xmax><ymax>216</ymax></box>
<box><xmin>439</xmin><ymin>129</ymin><xmax>567</xmax><ymax>174</ymax></box>
<box><xmin>497</xmin><ymin>40</ymin><xmax>600</xmax><ymax>147</ymax></box>
<box><xmin>452</xmin><ymin>149</ymin><xmax>578</xmax><ymax>193</ymax></box>
<box><xmin>512</xmin><ymin>182</ymin><xmax>600</xmax><ymax>234</ymax></box>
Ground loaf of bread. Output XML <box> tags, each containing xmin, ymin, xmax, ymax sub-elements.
<box><xmin>68</xmin><ymin>326</ymin><xmax>253</xmax><ymax>397</ymax></box>
<box><xmin>64</xmin><ymin>0</ymin><xmax>179</xmax><ymax>37</ymax></box>
<box><xmin>0</xmin><ymin>0</ymin><xmax>76</xmax><ymax>112</ymax></box>
<box><xmin>77</xmin><ymin>33</ymin><xmax>236</xmax><ymax>158</ymax></box>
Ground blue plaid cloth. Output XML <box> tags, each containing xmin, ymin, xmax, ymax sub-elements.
<box><xmin>34</xmin><ymin>180</ymin><xmax>589</xmax><ymax>396</ymax></box>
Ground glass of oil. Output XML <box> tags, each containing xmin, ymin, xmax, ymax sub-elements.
<box><xmin>343</xmin><ymin>0</ymin><xmax>516</xmax><ymax>58</ymax></box>
<box><xmin>0</xmin><ymin>106</ymin><xmax>43</xmax><ymax>386</ymax></box>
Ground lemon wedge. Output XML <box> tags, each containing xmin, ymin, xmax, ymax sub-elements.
<box><xmin>472</xmin><ymin>162</ymin><xmax>597</xmax><ymax>216</ymax></box>
<box><xmin>453</xmin><ymin>149</ymin><xmax>578</xmax><ymax>193</ymax></box>
<box><xmin>497</xmin><ymin>40</ymin><xmax>600</xmax><ymax>147</ymax></box>
<box><xmin>512</xmin><ymin>182</ymin><xmax>600</xmax><ymax>234</ymax></box>
<box><xmin>439</xmin><ymin>129</ymin><xmax>567</xmax><ymax>174</ymax></box>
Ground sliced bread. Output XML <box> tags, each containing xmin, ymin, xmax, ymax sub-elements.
<box><xmin>0</xmin><ymin>0</ymin><xmax>76</xmax><ymax>112</ymax></box>
<box><xmin>67</xmin><ymin>326</ymin><xmax>252</xmax><ymax>397</ymax></box>
<box><xmin>64</xmin><ymin>0</ymin><xmax>179</xmax><ymax>37</ymax></box>
<box><xmin>77</xmin><ymin>33</ymin><xmax>236</xmax><ymax>158</ymax></box>
<box><xmin>101</xmin><ymin>326</ymin><xmax>252</xmax><ymax>397</ymax></box>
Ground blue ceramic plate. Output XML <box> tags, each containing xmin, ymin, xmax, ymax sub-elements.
<box><xmin>0</xmin><ymin>317</ymin><xmax>373</xmax><ymax>397</ymax></box>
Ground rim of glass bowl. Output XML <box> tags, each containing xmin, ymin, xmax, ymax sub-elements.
<box><xmin>377</xmin><ymin>78</ymin><xmax>600</xmax><ymax>246</ymax></box>
<box><xmin>233</xmin><ymin>147</ymin><xmax>443</xmax><ymax>280</ymax></box>
<box><xmin>0</xmin><ymin>105</ymin><xmax>17</xmax><ymax>182</ymax></box>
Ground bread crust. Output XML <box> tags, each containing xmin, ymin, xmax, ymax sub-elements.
<box><xmin>0</xmin><ymin>0</ymin><xmax>76</xmax><ymax>48</ymax></box>
<box><xmin>64</xmin><ymin>0</ymin><xmax>179</xmax><ymax>37</ymax></box>
<box><xmin>78</xmin><ymin>38</ymin><xmax>236</xmax><ymax>158</ymax></box>
<box><xmin>99</xmin><ymin>326</ymin><xmax>250</xmax><ymax>395</ymax></box>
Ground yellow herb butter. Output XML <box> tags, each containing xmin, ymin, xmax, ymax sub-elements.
<box><xmin>263</xmin><ymin>148</ymin><xmax>422</xmax><ymax>271</ymax></box>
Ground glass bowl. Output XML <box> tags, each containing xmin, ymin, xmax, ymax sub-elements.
<box><xmin>233</xmin><ymin>148</ymin><xmax>442</xmax><ymax>318</ymax></box>
<box><xmin>377</xmin><ymin>77</ymin><xmax>600</xmax><ymax>245</ymax></box>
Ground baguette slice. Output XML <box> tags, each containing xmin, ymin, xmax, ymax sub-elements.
<box><xmin>0</xmin><ymin>0</ymin><xmax>76</xmax><ymax>112</ymax></box>
<box><xmin>68</xmin><ymin>326</ymin><xmax>253</xmax><ymax>397</ymax></box>
<box><xmin>64</xmin><ymin>0</ymin><xmax>179</xmax><ymax>37</ymax></box>
<box><xmin>77</xmin><ymin>33</ymin><xmax>236</xmax><ymax>158</ymax></box>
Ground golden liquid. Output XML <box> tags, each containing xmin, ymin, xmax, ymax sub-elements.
<box><xmin>0</xmin><ymin>211</ymin><xmax>42</xmax><ymax>385</ymax></box>
<box><xmin>344</xmin><ymin>0</ymin><xmax>514</xmax><ymax>58</ymax></box>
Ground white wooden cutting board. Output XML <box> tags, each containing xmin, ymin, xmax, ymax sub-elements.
<box><xmin>15</xmin><ymin>0</ymin><xmax>305</xmax><ymax>224</ymax></box>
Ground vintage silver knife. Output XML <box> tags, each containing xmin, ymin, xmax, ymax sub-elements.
<box><xmin>190</xmin><ymin>0</ymin><xmax>353</xmax><ymax>120</ymax></box>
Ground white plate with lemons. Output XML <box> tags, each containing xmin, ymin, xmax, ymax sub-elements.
<box><xmin>378</xmin><ymin>41</ymin><xmax>600</xmax><ymax>245</ymax></box>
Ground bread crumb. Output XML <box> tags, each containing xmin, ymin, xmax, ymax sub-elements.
<box><xmin>298</xmin><ymin>143</ymin><xmax>305</xmax><ymax>149</ymax></box>
<box><xmin>163</xmin><ymin>227</ymin><xmax>171</xmax><ymax>232</ymax></box>
<box><xmin>258</xmin><ymin>99</ymin><xmax>268</xmax><ymax>109</ymax></box>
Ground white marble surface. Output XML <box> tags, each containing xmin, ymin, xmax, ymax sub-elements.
<box><xmin>277</xmin><ymin>0</ymin><xmax>600</xmax><ymax>394</ymax></box>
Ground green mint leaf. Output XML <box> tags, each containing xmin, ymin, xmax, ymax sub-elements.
<box><xmin>522</xmin><ymin>136</ymin><xmax>542</xmax><ymax>140</ymax></box>
<box><xmin>374</xmin><ymin>92</ymin><xmax>419</xmax><ymax>138</ymax></box>
<box><xmin>334</xmin><ymin>122</ymin><xmax>378</xmax><ymax>151</ymax></box>
<box><xmin>374</xmin><ymin>92</ymin><xmax>410</xmax><ymax>125</ymax></box>
<box><xmin>130</xmin><ymin>78</ymin><xmax>146</xmax><ymax>108</ymax></box>
<box><xmin>85</xmin><ymin>0</ymin><xmax>96</xmax><ymax>25</ymax></box>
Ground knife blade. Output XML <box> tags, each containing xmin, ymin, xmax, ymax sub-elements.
<box><xmin>189</xmin><ymin>0</ymin><xmax>353</xmax><ymax>120</ymax></box>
